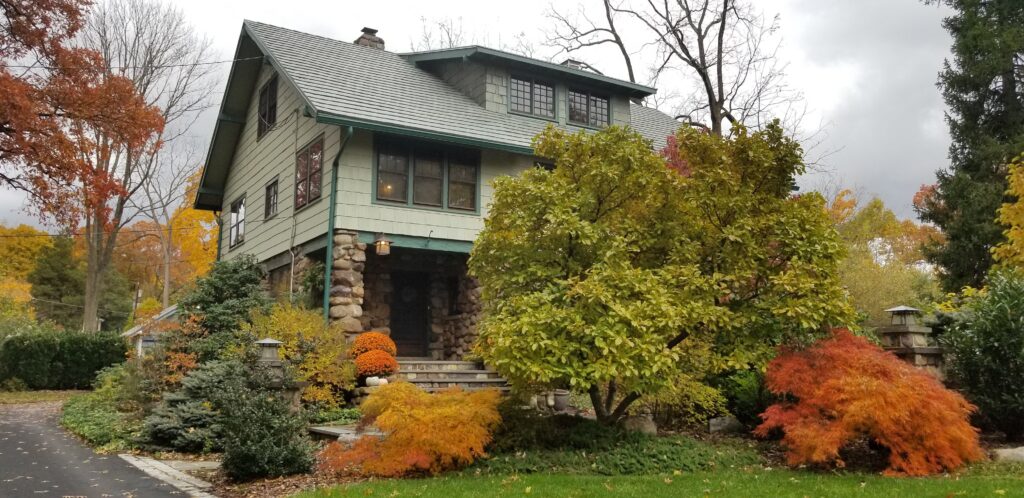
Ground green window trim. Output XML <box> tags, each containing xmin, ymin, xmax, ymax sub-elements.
<box><xmin>509</xmin><ymin>74</ymin><xmax>557</xmax><ymax>121</ymax></box>
<box><xmin>294</xmin><ymin>134</ymin><xmax>324</xmax><ymax>210</ymax></box>
<box><xmin>228</xmin><ymin>194</ymin><xmax>246</xmax><ymax>248</ymax></box>
<box><xmin>568</xmin><ymin>88</ymin><xmax>610</xmax><ymax>128</ymax></box>
<box><xmin>372</xmin><ymin>134</ymin><xmax>482</xmax><ymax>215</ymax></box>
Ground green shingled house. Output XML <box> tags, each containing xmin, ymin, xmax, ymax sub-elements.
<box><xmin>195</xmin><ymin>21</ymin><xmax>680</xmax><ymax>362</ymax></box>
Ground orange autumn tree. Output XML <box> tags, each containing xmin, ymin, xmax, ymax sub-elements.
<box><xmin>755</xmin><ymin>329</ymin><xmax>984</xmax><ymax>476</ymax></box>
<box><xmin>321</xmin><ymin>382</ymin><xmax>501</xmax><ymax>477</ymax></box>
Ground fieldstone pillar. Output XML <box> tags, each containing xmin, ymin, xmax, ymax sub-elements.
<box><xmin>329</xmin><ymin>231</ymin><xmax>366</xmax><ymax>336</ymax></box>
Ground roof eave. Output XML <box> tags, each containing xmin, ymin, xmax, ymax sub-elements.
<box><xmin>402</xmin><ymin>46</ymin><xmax>656</xmax><ymax>98</ymax></box>
<box><xmin>314</xmin><ymin>111</ymin><xmax>535</xmax><ymax>156</ymax></box>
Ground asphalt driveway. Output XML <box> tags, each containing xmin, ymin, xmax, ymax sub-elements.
<box><xmin>0</xmin><ymin>401</ymin><xmax>182</xmax><ymax>497</ymax></box>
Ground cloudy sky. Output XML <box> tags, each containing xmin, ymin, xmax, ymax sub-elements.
<box><xmin>1</xmin><ymin>0</ymin><xmax>953</xmax><ymax>227</ymax></box>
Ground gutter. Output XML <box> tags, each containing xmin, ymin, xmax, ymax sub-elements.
<box><xmin>323</xmin><ymin>125</ymin><xmax>355</xmax><ymax>321</ymax></box>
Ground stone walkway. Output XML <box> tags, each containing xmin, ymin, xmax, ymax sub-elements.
<box><xmin>0</xmin><ymin>401</ymin><xmax>182</xmax><ymax>497</ymax></box>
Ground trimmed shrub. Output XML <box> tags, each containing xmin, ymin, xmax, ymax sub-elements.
<box><xmin>756</xmin><ymin>328</ymin><xmax>984</xmax><ymax>476</ymax></box>
<box><xmin>354</xmin><ymin>350</ymin><xmax>398</xmax><ymax>378</ymax></box>
<box><xmin>321</xmin><ymin>382</ymin><xmax>501</xmax><ymax>477</ymax></box>
<box><xmin>0</xmin><ymin>331</ymin><xmax>126</xmax><ymax>389</ymax></box>
<box><xmin>307</xmin><ymin>406</ymin><xmax>361</xmax><ymax>425</ymax></box>
<box><xmin>350</xmin><ymin>331</ymin><xmax>397</xmax><ymax>357</ymax></box>
<box><xmin>943</xmin><ymin>270</ymin><xmax>1024</xmax><ymax>441</ymax></box>
<box><xmin>219</xmin><ymin>378</ymin><xmax>315</xmax><ymax>481</ymax></box>
<box><xmin>143</xmin><ymin>360</ymin><xmax>250</xmax><ymax>452</ymax></box>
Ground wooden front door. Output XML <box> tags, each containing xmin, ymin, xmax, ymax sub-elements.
<box><xmin>390</xmin><ymin>272</ymin><xmax>430</xmax><ymax>357</ymax></box>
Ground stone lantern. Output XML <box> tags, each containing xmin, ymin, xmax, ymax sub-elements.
<box><xmin>879</xmin><ymin>306</ymin><xmax>944</xmax><ymax>378</ymax></box>
<box><xmin>255</xmin><ymin>338</ymin><xmax>284</xmax><ymax>382</ymax></box>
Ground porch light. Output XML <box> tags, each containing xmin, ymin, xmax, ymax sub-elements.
<box><xmin>255</xmin><ymin>338</ymin><xmax>283</xmax><ymax>362</ymax></box>
<box><xmin>374</xmin><ymin>232</ymin><xmax>392</xmax><ymax>256</ymax></box>
<box><xmin>885</xmin><ymin>305</ymin><xmax>921</xmax><ymax>327</ymax></box>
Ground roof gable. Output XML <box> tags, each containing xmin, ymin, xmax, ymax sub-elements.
<box><xmin>195</xmin><ymin>21</ymin><xmax>681</xmax><ymax>210</ymax></box>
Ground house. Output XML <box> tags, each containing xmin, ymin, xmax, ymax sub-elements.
<box><xmin>195</xmin><ymin>21</ymin><xmax>681</xmax><ymax>361</ymax></box>
<box><xmin>122</xmin><ymin>304</ymin><xmax>179</xmax><ymax>357</ymax></box>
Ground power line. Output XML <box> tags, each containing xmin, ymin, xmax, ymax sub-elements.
<box><xmin>0</xmin><ymin>223</ymin><xmax>216</xmax><ymax>238</ymax></box>
<box><xmin>1</xmin><ymin>55</ymin><xmax>265</xmax><ymax>71</ymax></box>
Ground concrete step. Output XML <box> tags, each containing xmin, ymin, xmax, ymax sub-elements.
<box><xmin>420</xmin><ymin>385</ymin><xmax>512</xmax><ymax>393</ymax></box>
<box><xmin>398</xmin><ymin>360</ymin><xmax>482</xmax><ymax>371</ymax></box>
<box><xmin>400</xmin><ymin>378</ymin><xmax>509</xmax><ymax>389</ymax></box>
<box><xmin>397</xmin><ymin>369</ymin><xmax>503</xmax><ymax>381</ymax></box>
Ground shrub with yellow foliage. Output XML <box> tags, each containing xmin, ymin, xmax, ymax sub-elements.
<box><xmin>243</xmin><ymin>303</ymin><xmax>355</xmax><ymax>407</ymax></box>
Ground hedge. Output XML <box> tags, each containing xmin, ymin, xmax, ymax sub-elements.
<box><xmin>0</xmin><ymin>331</ymin><xmax>126</xmax><ymax>389</ymax></box>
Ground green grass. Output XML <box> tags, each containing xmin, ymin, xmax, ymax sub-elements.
<box><xmin>296</xmin><ymin>464</ymin><xmax>1024</xmax><ymax>498</ymax></box>
<box><xmin>0</xmin><ymin>389</ymin><xmax>84</xmax><ymax>404</ymax></box>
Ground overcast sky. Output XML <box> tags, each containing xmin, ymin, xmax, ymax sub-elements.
<box><xmin>0</xmin><ymin>0</ymin><xmax>953</xmax><ymax>227</ymax></box>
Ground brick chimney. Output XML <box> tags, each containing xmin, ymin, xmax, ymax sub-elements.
<box><xmin>354</xmin><ymin>27</ymin><xmax>384</xmax><ymax>50</ymax></box>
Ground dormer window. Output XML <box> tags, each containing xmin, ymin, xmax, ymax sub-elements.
<box><xmin>257</xmin><ymin>74</ymin><xmax>278</xmax><ymax>138</ymax></box>
<box><xmin>568</xmin><ymin>89</ymin><xmax>609</xmax><ymax>127</ymax></box>
<box><xmin>510</xmin><ymin>76</ymin><xmax>555</xmax><ymax>119</ymax></box>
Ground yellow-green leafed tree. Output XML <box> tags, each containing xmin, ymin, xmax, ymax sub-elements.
<box><xmin>243</xmin><ymin>303</ymin><xmax>355</xmax><ymax>407</ymax></box>
<box><xmin>993</xmin><ymin>156</ymin><xmax>1024</xmax><ymax>268</ymax></box>
<box><xmin>470</xmin><ymin>123</ymin><xmax>855</xmax><ymax>424</ymax></box>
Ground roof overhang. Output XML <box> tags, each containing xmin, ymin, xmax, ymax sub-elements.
<box><xmin>401</xmin><ymin>46</ymin><xmax>656</xmax><ymax>99</ymax></box>
<box><xmin>193</xmin><ymin>25</ymin><xmax>265</xmax><ymax>211</ymax></box>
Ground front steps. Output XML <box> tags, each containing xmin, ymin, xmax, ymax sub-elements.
<box><xmin>394</xmin><ymin>359</ymin><xmax>510</xmax><ymax>392</ymax></box>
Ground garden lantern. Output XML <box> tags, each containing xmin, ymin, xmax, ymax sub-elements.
<box><xmin>885</xmin><ymin>305</ymin><xmax>921</xmax><ymax>327</ymax></box>
<box><xmin>374</xmin><ymin>232</ymin><xmax>392</xmax><ymax>256</ymax></box>
<box><xmin>256</xmin><ymin>337</ymin><xmax>283</xmax><ymax>362</ymax></box>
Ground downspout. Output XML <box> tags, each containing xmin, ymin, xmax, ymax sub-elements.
<box><xmin>213</xmin><ymin>211</ymin><xmax>223</xmax><ymax>261</ymax></box>
<box><xmin>323</xmin><ymin>125</ymin><xmax>355</xmax><ymax>321</ymax></box>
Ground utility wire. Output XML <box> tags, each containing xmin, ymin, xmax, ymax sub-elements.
<box><xmin>1</xmin><ymin>55</ymin><xmax>265</xmax><ymax>71</ymax></box>
<box><xmin>0</xmin><ymin>224</ymin><xmax>215</xmax><ymax>238</ymax></box>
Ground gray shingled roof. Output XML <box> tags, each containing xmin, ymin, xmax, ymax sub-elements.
<box><xmin>196</xmin><ymin>21</ymin><xmax>680</xmax><ymax>209</ymax></box>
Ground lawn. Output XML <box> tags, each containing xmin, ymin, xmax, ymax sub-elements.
<box><xmin>296</xmin><ymin>464</ymin><xmax>1024</xmax><ymax>498</ymax></box>
<box><xmin>0</xmin><ymin>390</ymin><xmax>84</xmax><ymax>404</ymax></box>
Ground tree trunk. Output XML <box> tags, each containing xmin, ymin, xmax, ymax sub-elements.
<box><xmin>161</xmin><ymin>225</ymin><xmax>173</xmax><ymax>308</ymax></box>
<box><xmin>82</xmin><ymin>218</ymin><xmax>107</xmax><ymax>332</ymax></box>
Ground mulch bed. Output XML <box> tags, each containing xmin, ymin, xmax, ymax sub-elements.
<box><xmin>208</xmin><ymin>469</ymin><xmax>363</xmax><ymax>498</ymax></box>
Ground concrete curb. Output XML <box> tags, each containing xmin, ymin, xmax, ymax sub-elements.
<box><xmin>119</xmin><ymin>454</ymin><xmax>217</xmax><ymax>498</ymax></box>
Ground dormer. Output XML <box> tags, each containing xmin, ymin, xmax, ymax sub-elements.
<box><xmin>401</xmin><ymin>47</ymin><xmax>655</xmax><ymax>130</ymax></box>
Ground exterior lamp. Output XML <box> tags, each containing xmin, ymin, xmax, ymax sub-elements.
<box><xmin>885</xmin><ymin>305</ymin><xmax>921</xmax><ymax>327</ymax></box>
<box><xmin>374</xmin><ymin>232</ymin><xmax>392</xmax><ymax>256</ymax></box>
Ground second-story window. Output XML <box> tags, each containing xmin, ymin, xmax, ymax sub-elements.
<box><xmin>294</xmin><ymin>135</ymin><xmax>323</xmax><ymax>209</ymax></box>
<box><xmin>375</xmin><ymin>137</ymin><xmax>480</xmax><ymax>212</ymax></box>
<box><xmin>229</xmin><ymin>196</ymin><xmax>245</xmax><ymax>247</ymax></box>
<box><xmin>568</xmin><ymin>89</ymin><xmax>610</xmax><ymax>127</ymax></box>
<box><xmin>510</xmin><ymin>76</ymin><xmax>555</xmax><ymax>118</ymax></box>
<box><xmin>264</xmin><ymin>179</ymin><xmax>278</xmax><ymax>219</ymax></box>
<box><xmin>257</xmin><ymin>75</ymin><xmax>278</xmax><ymax>138</ymax></box>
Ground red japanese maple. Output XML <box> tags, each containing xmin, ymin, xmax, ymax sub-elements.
<box><xmin>755</xmin><ymin>328</ymin><xmax>984</xmax><ymax>476</ymax></box>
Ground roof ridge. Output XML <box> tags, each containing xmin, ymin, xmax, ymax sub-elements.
<box><xmin>243</xmin><ymin>19</ymin><xmax>372</xmax><ymax>52</ymax></box>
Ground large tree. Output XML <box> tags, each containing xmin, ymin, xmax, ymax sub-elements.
<box><xmin>828</xmin><ymin>192</ymin><xmax>943</xmax><ymax>327</ymax></box>
<box><xmin>547</xmin><ymin>0</ymin><xmax>803</xmax><ymax>137</ymax></box>
<box><xmin>72</xmin><ymin>0</ymin><xmax>215</xmax><ymax>331</ymax></box>
<box><xmin>470</xmin><ymin>124</ymin><xmax>853</xmax><ymax>424</ymax></box>
<box><xmin>915</xmin><ymin>0</ymin><xmax>1024</xmax><ymax>291</ymax></box>
<box><xmin>0</xmin><ymin>0</ymin><xmax>161</xmax><ymax>227</ymax></box>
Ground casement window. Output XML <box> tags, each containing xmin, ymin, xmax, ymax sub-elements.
<box><xmin>568</xmin><ymin>89</ymin><xmax>610</xmax><ymax>127</ymax></box>
<box><xmin>375</xmin><ymin>137</ymin><xmax>480</xmax><ymax>212</ymax></box>
<box><xmin>264</xmin><ymin>179</ymin><xmax>278</xmax><ymax>219</ymax></box>
<box><xmin>257</xmin><ymin>75</ymin><xmax>278</xmax><ymax>138</ymax></box>
<box><xmin>510</xmin><ymin>76</ymin><xmax>555</xmax><ymax>118</ymax></box>
<box><xmin>294</xmin><ymin>135</ymin><xmax>323</xmax><ymax>209</ymax></box>
<box><xmin>229</xmin><ymin>196</ymin><xmax>245</xmax><ymax>247</ymax></box>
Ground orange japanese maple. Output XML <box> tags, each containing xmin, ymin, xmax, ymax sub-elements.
<box><xmin>321</xmin><ymin>382</ymin><xmax>501</xmax><ymax>477</ymax></box>
<box><xmin>755</xmin><ymin>328</ymin><xmax>984</xmax><ymax>476</ymax></box>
